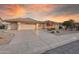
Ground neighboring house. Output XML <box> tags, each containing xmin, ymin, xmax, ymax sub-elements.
<box><xmin>44</xmin><ymin>20</ymin><xmax>60</xmax><ymax>30</ymax></box>
<box><xmin>2</xmin><ymin>18</ymin><xmax>46</xmax><ymax>30</ymax></box>
<box><xmin>74</xmin><ymin>23</ymin><xmax>79</xmax><ymax>30</ymax></box>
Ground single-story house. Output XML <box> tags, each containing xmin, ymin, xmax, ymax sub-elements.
<box><xmin>2</xmin><ymin>18</ymin><xmax>46</xmax><ymax>30</ymax></box>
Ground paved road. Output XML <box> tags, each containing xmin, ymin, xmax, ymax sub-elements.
<box><xmin>43</xmin><ymin>40</ymin><xmax>79</xmax><ymax>54</ymax></box>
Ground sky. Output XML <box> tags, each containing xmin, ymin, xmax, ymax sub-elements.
<box><xmin>0</xmin><ymin>4</ymin><xmax>79</xmax><ymax>22</ymax></box>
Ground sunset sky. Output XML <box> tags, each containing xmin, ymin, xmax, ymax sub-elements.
<box><xmin>0</xmin><ymin>4</ymin><xmax>79</xmax><ymax>22</ymax></box>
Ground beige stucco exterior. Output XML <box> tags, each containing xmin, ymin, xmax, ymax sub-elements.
<box><xmin>6</xmin><ymin>22</ymin><xmax>46</xmax><ymax>30</ymax></box>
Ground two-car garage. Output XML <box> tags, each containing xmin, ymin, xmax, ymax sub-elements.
<box><xmin>18</xmin><ymin>22</ymin><xmax>36</xmax><ymax>30</ymax></box>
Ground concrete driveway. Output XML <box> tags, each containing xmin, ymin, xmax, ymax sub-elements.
<box><xmin>0</xmin><ymin>30</ymin><xmax>79</xmax><ymax>54</ymax></box>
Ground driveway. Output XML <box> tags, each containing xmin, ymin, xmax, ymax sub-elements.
<box><xmin>0</xmin><ymin>30</ymin><xmax>78</xmax><ymax>54</ymax></box>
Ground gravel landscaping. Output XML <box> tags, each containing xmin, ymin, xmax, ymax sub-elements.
<box><xmin>0</xmin><ymin>31</ymin><xmax>14</xmax><ymax>45</ymax></box>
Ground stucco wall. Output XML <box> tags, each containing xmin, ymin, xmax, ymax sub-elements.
<box><xmin>7</xmin><ymin>22</ymin><xmax>46</xmax><ymax>30</ymax></box>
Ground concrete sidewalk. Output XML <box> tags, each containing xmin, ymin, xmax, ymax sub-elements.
<box><xmin>0</xmin><ymin>30</ymin><xmax>78</xmax><ymax>54</ymax></box>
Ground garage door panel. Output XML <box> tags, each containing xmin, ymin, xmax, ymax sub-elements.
<box><xmin>18</xmin><ymin>23</ymin><xmax>36</xmax><ymax>30</ymax></box>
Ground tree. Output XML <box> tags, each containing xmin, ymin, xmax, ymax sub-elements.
<box><xmin>62</xmin><ymin>19</ymin><xmax>75</xmax><ymax>30</ymax></box>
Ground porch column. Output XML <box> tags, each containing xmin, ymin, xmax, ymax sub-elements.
<box><xmin>35</xmin><ymin>23</ymin><xmax>39</xmax><ymax>30</ymax></box>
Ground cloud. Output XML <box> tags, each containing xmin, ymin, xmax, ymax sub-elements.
<box><xmin>0</xmin><ymin>4</ymin><xmax>26</xmax><ymax>19</ymax></box>
<box><xmin>20</xmin><ymin>4</ymin><xmax>60</xmax><ymax>21</ymax></box>
<box><xmin>22</xmin><ymin>4</ymin><xmax>58</xmax><ymax>12</ymax></box>
<box><xmin>0</xmin><ymin>4</ymin><xmax>79</xmax><ymax>22</ymax></box>
<box><xmin>52</xmin><ymin>4</ymin><xmax>79</xmax><ymax>16</ymax></box>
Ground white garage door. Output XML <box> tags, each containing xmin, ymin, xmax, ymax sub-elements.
<box><xmin>18</xmin><ymin>23</ymin><xmax>36</xmax><ymax>30</ymax></box>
